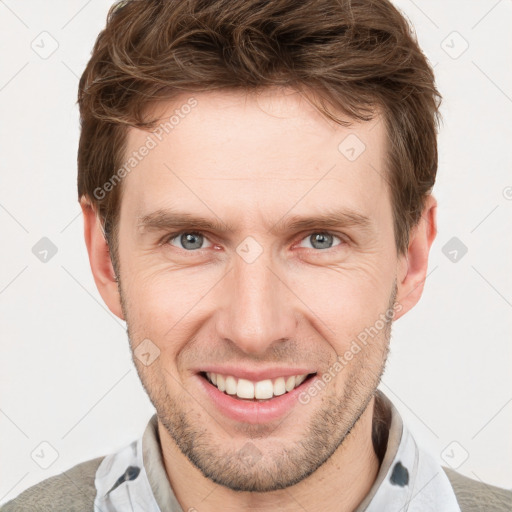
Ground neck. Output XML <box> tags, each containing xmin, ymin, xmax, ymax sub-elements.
<box><xmin>158</xmin><ymin>395</ymin><xmax>381</xmax><ymax>512</ymax></box>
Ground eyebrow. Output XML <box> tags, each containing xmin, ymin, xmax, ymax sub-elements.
<box><xmin>137</xmin><ymin>207</ymin><xmax>373</xmax><ymax>236</ymax></box>
<box><xmin>271</xmin><ymin>209</ymin><xmax>373</xmax><ymax>235</ymax></box>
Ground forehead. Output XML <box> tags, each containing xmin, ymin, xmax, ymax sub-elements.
<box><xmin>121</xmin><ymin>88</ymin><xmax>390</xmax><ymax>228</ymax></box>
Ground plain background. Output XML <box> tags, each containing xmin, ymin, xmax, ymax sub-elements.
<box><xmin>0</xmin><ymin>0</ymin><xmax>511</xmax><ymax>504</ymax></box>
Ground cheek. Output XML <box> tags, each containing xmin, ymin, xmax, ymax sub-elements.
<box><xmin>121</xmin><ymin>264</ymin><xmax>219</xmax><ymax>349</ymax></box>
<box><xmin>288</xmin><ymin>259</ymin><xmax>394</xmax><ymax>344</ymax></box>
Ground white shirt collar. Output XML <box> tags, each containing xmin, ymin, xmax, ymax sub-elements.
<box><xmin>94</xmin><ymin>391</ymin><xmax>460</xmax><ymax>511</ymax></box>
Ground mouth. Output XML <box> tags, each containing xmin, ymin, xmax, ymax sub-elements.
<box><xmin>199</xmin><ymin>371</ymin><xmax>317</xmax><ymax>402</ymax></box>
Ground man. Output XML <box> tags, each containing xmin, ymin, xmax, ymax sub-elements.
<box><xmin>3</xmin><ymin>0</ymin><xmax>511</xmax><ymax>510</ymax></box>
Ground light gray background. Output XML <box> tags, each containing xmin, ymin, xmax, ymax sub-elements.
<box><xmin>1</xmin><ymin>0</ymin><xmax>511</xmax><ymax>504</ymax></box>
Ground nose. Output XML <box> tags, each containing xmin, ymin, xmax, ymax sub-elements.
<box><xmin>215</xmin><ymin>249</ymin><xmax>298</xmax><ymax>356</ymax></box>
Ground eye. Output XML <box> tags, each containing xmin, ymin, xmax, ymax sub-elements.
<box><xmin>166</xmin><ymin>232</ymin><xmax>214</xmax><ymax>251</ymax></box>
<box><xmin>297</xmin><ymin>232</ymin><xmax>344</xmax><ymax>251</ymax></box>
<box><xmin>162</xmin><ymin>231</ymin><xmax>345</xmax><ymax>253</ymax></box>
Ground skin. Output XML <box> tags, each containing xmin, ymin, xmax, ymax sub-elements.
<box><xmin>81</xmin><ymin>87</ymin><xmax>437</xmax><ymax>511</ymax></box>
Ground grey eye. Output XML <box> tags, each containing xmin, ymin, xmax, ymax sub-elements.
<box><xmin>299</xmin><ymin>232</ymin><xmax>342</xmax><ymax>250</ymax></box>
<box><xmin>169</xmin><ymin>232</ymin><xmax>211</xmax><ymax>250</ymax></box>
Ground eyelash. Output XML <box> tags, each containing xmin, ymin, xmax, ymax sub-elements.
<box><xmin>160</xmin><ymin>230</ymin><xmax>347</xmax><ymax>253</ymax></box>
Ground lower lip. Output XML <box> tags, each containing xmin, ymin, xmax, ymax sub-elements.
<box><xmin>197</xmin><ymin>374</ymin><xmax>316</xmax><ymax>424</ymax></box>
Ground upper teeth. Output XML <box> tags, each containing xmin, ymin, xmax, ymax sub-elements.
<box><xmin>206</xmin><ymin>372</ymin><xmax>309</xmax><ymax>400</ymax></box>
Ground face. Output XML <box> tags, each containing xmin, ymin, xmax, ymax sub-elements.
<box><xmin>115</xmin><ymin>88</ymin><xmax>402</xmax><ymax>492</ymax></box>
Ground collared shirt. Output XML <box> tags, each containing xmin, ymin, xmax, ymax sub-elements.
<box><xmin>93</xmin><ymin>390</ymin><xmax>461</xmax><ymax>511</ymax></box>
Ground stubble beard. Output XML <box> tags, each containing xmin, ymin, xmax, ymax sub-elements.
<box><xmin>119</xmin><ymin>277</ymin><xmax>396</xmax><ymax>492</ymax></box>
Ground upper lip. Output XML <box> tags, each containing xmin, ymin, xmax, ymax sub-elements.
<box><xmin>197</xmin><ymin>366</ymin><xmax>317</xmax><ymax>381</ymax></box>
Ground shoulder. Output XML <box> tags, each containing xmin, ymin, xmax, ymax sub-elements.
<box><xmin>443</xmin><ymin>467</ymin><xmax>512</xmax><ymax>512</ymax></box>
<box><xmin>1</xmin><ymin>456</ymin><xmax>104</xmax><ymax>512</ymax></box>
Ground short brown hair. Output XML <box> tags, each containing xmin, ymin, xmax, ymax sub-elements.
<box><xmin>77</xmin><ymin>0</ymin><xmax>442</xmax><ymax>271</ymax></box>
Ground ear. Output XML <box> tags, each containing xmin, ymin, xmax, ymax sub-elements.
<box><xmin>394</xmin><ymin>194</ymin><xmax>437</xmax><ymax>321</ymax></box>
<box><xmin>80</xmin><ymin>197</ymin><xmax>125</xmax><ymax>320</ymax></box>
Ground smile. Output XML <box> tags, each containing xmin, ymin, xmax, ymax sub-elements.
<box><xmin>203</xmin><ymin>372</ymin><xmax>313</xmax><ymax>401</ymax></box>
<box><xmin>196</xmin><ymin>366</ymin><xmax>319</xmax><ymax>423</ymax></box>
